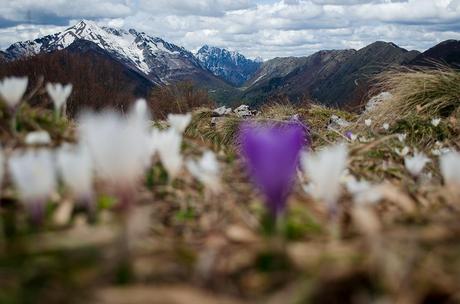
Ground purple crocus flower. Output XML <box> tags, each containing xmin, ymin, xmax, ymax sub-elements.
<box><xmin>239</xmin><ymin>122</ymin><xmax>306</xmax><ymax>218</ymax></box>
<box><xmin>345</xmin><ymin>131</ymin><xmax>353</xmax><ymax>140</ymax></box>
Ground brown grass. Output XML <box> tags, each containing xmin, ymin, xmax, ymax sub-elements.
<box><xmin>364</xmin><ymin>66</ymin><xmax>460</xmax><ymax>126</ymax></box>
<box><xmin>149</xmin><ymin>81</ymin><xmax>216</xmax><ymax>119</ymax></box>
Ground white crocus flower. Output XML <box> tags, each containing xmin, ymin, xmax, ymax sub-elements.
<box><xmin>301</xmin><ymin>144</ymin><xmax>348</xmax><ymax>211</ymax></box>
<box><xmin>440</xmin><ymin>151</ymin><xmax>460</xmax><ymax>185</ymax></box>
<box><xmin>0</xmin><ymin>76</ymin><xmax>28</xmax><ymax>108</ymax></box>
<box><xmin>25</xmin><ymin>131</ymin><xmax>51</xmax><ymax>145</ymax></box>
<box><xmin>186</xmin><ymin>150</ymin><xmax>221</xmax><ymax>193</ymax></box>
<box><xmin>78</xmin><ymin>111</ymin><xmax>151</xmax><ymax>188</ymax></box>
<box><xmin>167</xmin><ymin>113</ymin><xmax>192</xmax><ymax>133</ymax></box>
<box><xmin>404</xmin><ymin>152</ymin><xmax>430</xmax><ymax>177</ymax></box>
<box><xmin>46</xmin><ymin>83</ymin><xmax>72</xmax><ymax>114</ymax></box>
<box><xmin>154</xmin><ymin>128</ymin><xmax>183</xmax><ymax>179</ymax></box>
<box><xmin>345</xmin><ymin>176</ymin><xmax>382</xmax><ymax>205</ymax></box>
<box><xmin>57</xmin><ymin>144</ymin><xmax>94</xmax><ymax>202</ymax></box>
<box><xmin>382</xmin><ymin>123</ymin><xmax>390</xmax><ymax>131</ymax></box>
<box><xmin>397</xmin><ymin>133</ymin><xmax>407</xmax><ymax>143</ymax></box>
<box><xmin>131</xmin><ymin>98</ymin><xmax>150</xmax><ymax>122</ymax></box>
<box><xmin>395</xmin><ymin>146</ymin><xmax>410</xmax><ymax>157</ymax></box>
<box><xmin>431</xmin><ymin>118</ymin><xmax>441</xmax><ymax>127</ymax></box>
<box><xmin>364</xmin><ymin>119</ymin><xmax>372</xmax><ymax>127</ymax></box>
<box><xmin>9</xmin><ymin>149</ymin><xmax>56</xmax><ymax>222</ymax></box>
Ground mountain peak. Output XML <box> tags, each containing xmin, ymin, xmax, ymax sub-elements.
<box><xmin>3</xmin><ymin>20</ymin><xmax>200</xmax><ymax>79</ymax></box>
<box><xmin>74</xmin><ymin>19</ymin><xmax>99</xmax><ymax>27</ymax></box>
<box><xmin>409</xmin><ymin>39</ymin><xmax>460</xmax><ymax>67</ymax></box>
<box><xmin>196</xmin><ymin>45</ymin><xmax>261</xmax><ymax>86</ymax></box>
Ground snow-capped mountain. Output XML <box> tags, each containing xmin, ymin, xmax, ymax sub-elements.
<box><xmin>196</xmin><ymin>45</ymin><xmax>261</xmax><ymax>86</ymax></box>
<box><xmin>4</xmin><ymin>20</ymin><xmax>213</xmax><ymax>86</ymax></box>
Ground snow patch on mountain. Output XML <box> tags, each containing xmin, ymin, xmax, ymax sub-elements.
<box><xmin>4</xmin><ymin>20</ymin><xmax>199</xmax><ymax>80</ymax></box>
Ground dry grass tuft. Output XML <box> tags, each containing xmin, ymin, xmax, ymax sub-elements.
<box><xmin>365</xmin><ymin>66</ymin><xmax>460</xmax><ymax>126</ymax></box>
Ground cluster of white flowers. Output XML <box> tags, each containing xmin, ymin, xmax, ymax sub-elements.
<box><xmin>0</xmin><ymin>79</ymin><xmax>222</xmax><ymax>222</ymax></box>
<box><xmin>0</xmin><ymin>77</ymin><xmax>72</xmax><ymax>114</ymax></box>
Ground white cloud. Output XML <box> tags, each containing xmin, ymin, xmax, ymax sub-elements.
<box><xmin>0</xmin><ymin>0</ymin><xmax>460</xmax><ymax>59</ymax></box>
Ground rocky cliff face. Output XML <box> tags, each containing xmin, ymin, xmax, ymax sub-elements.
<box><xmin>196</xmin><ymin>45</ymin><xmax>261</xmax><ymax>86</ymax></box>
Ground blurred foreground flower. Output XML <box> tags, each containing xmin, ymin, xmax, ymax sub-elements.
<box><xmin>0</xmin><ymin>76</ymin><xmax>28</xmax><ymax>133</ymax></box>
<box><xmin>46</xmin><ymin>82</ymin><xmax>72</xmax><ymax>118</ymax></box>
<box><xmin>345</xmin><ymin>176</ymin><xmax>383</xmax><ymax>206</ymax></box>
<box><xmin>301</xmin><ymin>144</ymin><xmax>348</xmax><ymax>215</ymax></box>
<box><xmin>57</xmin><ymin>144</ymin><xmax>94</xmax><ymax>210</ymax></box>
<box><xmin>167</xmin><ymin>113</ymin><xmax>192</xmax><ymax>133</ymax></box>
<box><xmin>153</xmin><ymin>128</ymin><xmax>183</xmax><ymax>180</ymax></box>
<box><xmin>404</xmin><ymin>152</ymin><xmax>430</xmax><ymax>177</ymax></box>
<box><xmin>25</xmin><ymin>131</ymin><xmax>51</xmax><ymax>145</ymax></box>
<box><xmin>79</xmin><ymin>110</ymin><xmax>151</xmax><ymax>207</ymax></box>
<box><xmin>239</xmin><ymin>123</ymin><xmax>305</xmax><ymax>218</ymax></box>
<box><xmin>130</xmin><ymin>98</ymin><xmax>150</xmax><ymax>123</ymax></box>
<box><xmin>8</xmin><ymin>149</ymin><xmax>56</xmax><ymax>224</ymax></box>
<box><xmin>186</xmin><ymin>150</ymin><xmax>221</xmax><ymax>194</ymax></box>
<box><xmin>0</xmin><ymin>76</ymin><xmax>28</xmax><ymax>108</ymax></box>
<box><xmin>364</xmin><ymin>119</ymin><xmax>372</xmax><ymax>127</ymax></box>
<box><xmin>440</xmin><ymin>151</ymin><xmax>460</xmax><ymax>185</ymax></box>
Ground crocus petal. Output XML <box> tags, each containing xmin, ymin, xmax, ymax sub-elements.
<box><xmin>186</xmin><ymin>150</ymin><xmax>221</xmax><ymax>193</ymax></box>
<box><xmin>301</xmin><ymin>144</ymin><xmax>348</xmax><ymax>211</ymax></box>
<box><xmin>78</xmin><ymin>111</ymin><xmax>151</xmax><ymax>186</ymax></box>
<box><xmin>440</xmin><ymin>151</ymin><xmax>460</xmax><ymax>185</ymax></box>
<box><xmin>431</xmin><ymin>118</ymin><xmax>441</xmax><ymax>127</ymax></box>
<box><xmin>239</xmin><ymin>122</ymin><xmax>305</xmax><ymax>217</ymax></box>
<box><xmin>0</xmin><ymin>76</ymin><xmax>28</xmax><ymax>108</ymax></box>
<box><xmin>154</xmin><ymin>128</ymin><xmax>183</xmax><ymax>179</ymax></box>
<box><xmin>167</xmin><ymin>113</ymin><xmax>192</xmax><ymax>133</ymax></box>
<box><xmin>57</xmin><ymin>144</ymin><xmax>94</xmax><ymax>200</ymax></box>
<box><xmin>404</xmin><ymin>153</ymin><xmax>430</xmax><ymax>177</ymax></box>
<box><xmin>8</xmin><ymin>149</ymin><xmax>56</xmax><ymax>223</ymax></box>
<box><xmin>46</xmin><ymin>82</ymin><xmax>72</xmax><ymax>111</ymax></box>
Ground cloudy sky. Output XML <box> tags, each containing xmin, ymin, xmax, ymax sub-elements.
<box><xmin>0</xmin><ymin>0</ymin><xmax>460</xmax><ymax>59</ymax></box>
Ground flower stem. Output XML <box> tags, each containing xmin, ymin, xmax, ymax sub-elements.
<box><xmin>10</xmin><ymin>108</ymin><xmax>17</xmax><ymax>135</ymax></box>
